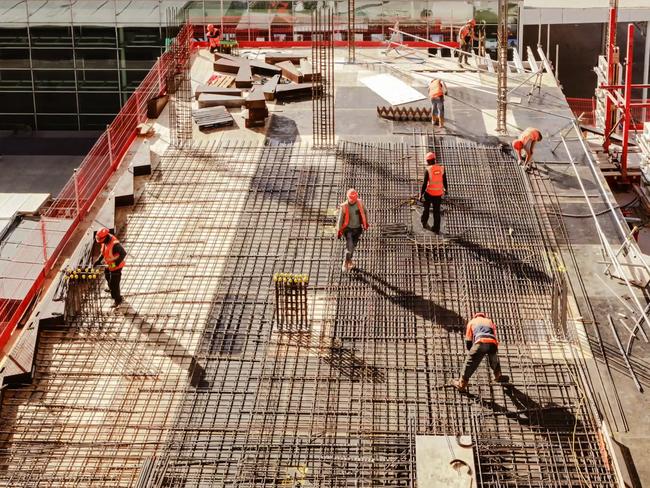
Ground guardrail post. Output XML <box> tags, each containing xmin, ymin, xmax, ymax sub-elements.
<box><xmin>73</xmin><ymin>168</ymin><xmax>80</xmax><ymax>217</ymax></box>
<box><xmin>107</xmin><ymin>124</ymin><xmax>114</xmax><ymax>164</ymax></box>
<box><xmin>40</xmin><ymin>218</ymin><xmax>48</xmax><ymax>265</ymax></box>
<box><xmin>157</xmin><ymin>56</ymin><xmax>163</xmax><ymax>94</ymax></box>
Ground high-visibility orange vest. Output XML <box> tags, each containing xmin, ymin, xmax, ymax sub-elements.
<box><xmin>102</xmin><ymin>235</ymin><xmax>125</xmax><ymax>271</ymax></box>
<box><xmin>465</xmin><ymin>317</ymin><xmax>498</xmax><ymax>345</ymax></box>
<box><xmin>426</xmin><ymin>165</ymin><xmax>445</xmax><ymax>196</ymax></box>
<box><xmin>428</xmin><ymin>79</ymin><xmax>444</xmax><ymax>99</ymax></box>
<box><xmin>459</xmin><ymin>24</ymin><xmax>473</xmax><ymax>41</ymax></box>
<box><xmin>520</xmin><ymin>127</ymin><xmax>541</xmax><ymax>145</ymax></box>
<box><xmin>340</xmin><ymin>200</ymin><xmax>368</xmax><ymax>231</ymax></box>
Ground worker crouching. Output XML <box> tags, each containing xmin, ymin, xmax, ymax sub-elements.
<box><xmin>93</xmin><ymin>227</ymin><xmax>127</xmax><ymax>308</ymax></box>
<box><xmin>512</xmin><ymin>127</ymin><xmax>542</xmax><ymax>172</ymax></box>
<box><xmin>336</xmin><ymin>188</ymin><xmax>369</xmax><ymax>272</ymax></box>
<box><xmin>453</xmin><ymin>312</ymin><xmax>508</xmax><ymax>392</ymax></box>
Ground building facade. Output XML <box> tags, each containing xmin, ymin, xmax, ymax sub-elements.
<box><xmin>0</xmin><ymin>1</ymin><xmax>520</xmax><ymax>131</ymax></box>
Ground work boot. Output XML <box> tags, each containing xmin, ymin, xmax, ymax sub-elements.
<box><xmin>110</xmin><ymin>297</ymin><xmax>124</xmax><ymax>309</ymax></box>
<box><xmin>104</xmin><ymin>288</ymin><xmax>111</xmax><ymax>293</ymax></box>
<box><xmin>431</xmin><ymin>115</ymin><xmax>438</xmax><ymax>126</ymax></box>
<box><xmin>439</xmin><ymin>116</ymin><xmax>445</xmax><ymax>128</ymax></box>
<box><xmin>341</xmin><ymin>260</ymin><xmax>348</xmax><ymax>272</ymax></box>
<box><xmin>347</xmin><ymin>259</ymin><xmax>355</xmax><ymax>271</ymax></box>
<box><xmin>422</xmin><ymin>222</ymin><xmax>431</xmax><ymax>230</ymax></box>
<box><xmin>493</xmin><ymin>373</ymin><xmax>510</xmax><ymax>383</ymax></box>
<box><xmin>452</xmin><ymin>378</ymin><xmax>468</xmax><ymax>392</ymax></box>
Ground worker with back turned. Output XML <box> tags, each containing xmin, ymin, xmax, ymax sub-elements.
<box><xmin>420</xmin><ymin>152</ymin><xmax>448</xmax><ymax>234</ymax></box>
<box><xmin>93</xmin><ymin>227</ymin><xmax>126</xmax><ymax>308</ymax></box>
<box><xmin>336</xmin><ymin>188</ymin><xmax>369</xmax><ymax>272</ymax></box>
<box><xmin>453</xmin><ymin>312</ymin><xmax>508</xmax><ymax>392</ymax></box>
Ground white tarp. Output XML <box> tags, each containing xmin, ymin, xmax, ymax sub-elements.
<box><xmin>359</xmin><ymin>74</ymin><xmax>426</xmax><ymax>106</ymax></box>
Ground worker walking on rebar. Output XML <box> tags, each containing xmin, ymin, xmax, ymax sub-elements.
<box><xmin>337</xmin><ymin>188</ymin><xmax>369</xmax><ymax>272</ymax></box>
<box><xmin>420</xmin><ymin>152</ymin><xmax>448</xmax><ymax>234</ymax></box>
<box><xmin>428</xmin><ymin>78</ymin><xmax>448</xmax><ymax>128</ymax></box>
<box><xmin>453</xmin><ymin>312</ymin><xmax>508</xmax><ymax>392</ymax></box>
<box><xmin>512</xmin><ymin>127</ymin><xmax>543</xmax><ymax>172</ymax></box>
<box><xmin>93</xmin><ymin>227</ymin><xmax>126</xmax><ymax>308</ymax></box>
<box><xmin>457</xmin><ymin>18</ymin><xmax>476</xmax><ymax>66</ymax></box>
<box><xmin>206</xmin><ymin>24</ymin><xmax>221</xmax><ymax>53</ymax></box>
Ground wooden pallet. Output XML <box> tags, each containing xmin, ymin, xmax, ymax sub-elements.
<box><xmin>192</xmin><ymin>106</ymin><xmax>235</xmax><ymax>130</ymax></box>
<box><xmin>206</xmin><ymin>74</ymin><xmax>236</xmax><ymax>88</ymax></box>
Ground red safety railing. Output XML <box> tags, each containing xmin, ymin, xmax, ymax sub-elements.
<box><xmin>566</xmin><ymin>97</ymin><xmax>596</xmax><ymax>127</ymax></box>
<box><xmin>0</xmin><ymin>25</ymin><xmax>193</xmax><ymax>353</ymax></box>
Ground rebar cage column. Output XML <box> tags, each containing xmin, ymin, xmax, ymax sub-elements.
<box><xmin>312</xmin><ymin>8</ymin><xmax>336</xmax><ymax>148</ymax></box>
<box><xmin>496</xmin><ymin>0</ymin><xmax>508</xmax><ymax>133</ymax></box>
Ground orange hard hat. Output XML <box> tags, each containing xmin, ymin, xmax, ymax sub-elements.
<box><xmin>512</xmin><ymin>140</ymin><xmax>523</xmax><ymax>150</ymax></box>
<box><xmin>473</xmin><ymin>312</ymin><xmax>486</xmax><ymax>318</ymax></box>
<box><xmin>96</xmin><ymin>227</ymin><xmax>110</xmax><ymax>243</ymax></box>
<box><xmin>469</xmin><ymin>19</ymin><xmax>476</xmax><ymax>26</ymax></box>
<box><xmin>425</xmin><ymin>151</ymin><xmax>437</xmax><ymax>162</ymax></box>
<box><xmin>346</xmin><ymin>188</ymin><xmax>359</xmax><ymax>203</ymax></box>
<box><xmin>207</xmin><ymin>24</ymin><xmax>214</xmax><ymax>30</ymax></box>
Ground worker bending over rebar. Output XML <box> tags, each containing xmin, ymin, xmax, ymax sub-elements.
<box><xmin>336</xmin><ymin>188</ymin><xmax>369</xmax><ymax>272</ymax></box>
<box><xmin>93</xmin><ymin>227</ymin><xmax>127</xmax><ymax>308</ymax></box>
<box><xmin>512</xmin><ymin>127</ymin><xmax>543</xmax><ymax>172</ymax></box>
<box><xmin>419</xmin><ymin>152</ymin><xmax>448</xmax><ymax>234</ymax></box>
<box><xmin>457</xmin><ymin>18</ymin><xmax>476</xmax><ymax>66</ymax></box>
<box><xmin>453</xmin><ymin>312</ymin><xmax>508</xmax><ymax>392</ymax></box>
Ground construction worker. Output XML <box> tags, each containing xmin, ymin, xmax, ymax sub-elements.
<box><xmin>419</xmin><ymin>152</ymin><xmax>448</xmax><ymax>234</ymax></box>
<box><xmin>336</xmin><ymin>188</ymin><xmax>369</xmax><ymax>272</ymax></box>
<box><xmin>512</xmin><ymin>127</ymin><xmax>543</xmax><ymax>171</ymax></box>
<box><xmin>453</xmin><ymin>312</ymin><xmax>508</xmax><ymax>392</ymax></box>
<box><xmin>206</xmin><ymin>24</ymin><xmax>220</xmax><ymax>53</ymax></box>
<box><xmin>457</xmin><ymin>18</ymin><xmax>476</xmax><ymax>66</ymax></box>
<box><xmin>428</xmin><ymin>77</ymin><xmax>448</xmax><ymax>128</ymax></box>
<box><xmin>93</xmin><ymin>227</ymin><xmax>126</xmax><ymax>308</ymax></box>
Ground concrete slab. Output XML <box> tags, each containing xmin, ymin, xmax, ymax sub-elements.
<box><xmin>415</xmin><ymin>435</ymin><xmax>475</xmax><ymax>488</ymax></box>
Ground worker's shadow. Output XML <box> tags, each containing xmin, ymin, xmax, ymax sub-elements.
<box><xmin>351</xmin><ymin>269</ymin><xmax>464</xmax><ymax>331</ymax></box>
<box><xmin>466</xmin><ymin>384</ymin><xmax>580</xmax><ymax>432</ymax></box>
<box><xmin>121</xmin><ymin>302</ymin><xmax>208</xmax><ymax>389</ymax></box>
<box><xmin>453</xmin><ymin>237</ymin><xmax>552</xmax><ymax>285</ymax></box>
<box><xmin>287</xmin><ymin>333</ymin><xmax>385</xmax><ymax>383</ymax></box>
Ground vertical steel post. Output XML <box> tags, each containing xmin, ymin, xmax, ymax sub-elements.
<box><xmin>347</xmin><ymin>0</ymin><xmax>355</xmax><ymax>63</ymax></box>
<box><xmin>643</xmin><ymin>20</ymin><xmax>650</xmax><ymax>123</ymax></box>
<box><xmin>621</xmin><ymin>23</ymin><xmax>635</xmax><ymax>179</ymax></box>
<box><xmin>604</xmin><ymin>7</ymin><xmax>617</xmax><ymax>151</ymax></box>
<box><xmin>73</xmin><ymin>169</ymin><xmax>81</xmax><ymax>216</ymax></box>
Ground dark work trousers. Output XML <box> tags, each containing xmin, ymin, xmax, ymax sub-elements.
<box><xmin>462</xmin><ymin>342</ymin><xmax>501</xmax><ymax>381</ymax></box>
<box><xmin>104</xmin><ymin>268</ymin><xmax>123</xmax><ymax>303</ymax></box>
<box><xmin>343</xmin><ymin>227</ymin><xmax>363</xmax><ymax>261</ymax></box>
<box><xmin>421</xmin><ymin>194</ymin><xmax>442</xmax><ymax>232</ymax></box>
<box><xmin>459</xmin><ymin>38</ymin><xmax>471</xmax><ymax>64</ymax></box>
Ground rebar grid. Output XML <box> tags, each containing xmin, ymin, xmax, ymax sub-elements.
<box><xmin>312</xmin><ymin>8</ymin><xmax>335</xmax><ymax>148</ymax></box>
<box><xmin>0</xmin><ymin>136</ymin><xmax>614</xmax><ymax>486</ymax></box>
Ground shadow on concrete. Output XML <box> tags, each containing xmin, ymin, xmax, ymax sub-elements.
<box><xmin>352</xmin><ymin>268</ymin><xmax>465</xmax><ymax>330</ymax></box>
<box><xmin>122</xmin><ymin>302</ymin><xmax>207</xmax><ymax>388</ymax></box>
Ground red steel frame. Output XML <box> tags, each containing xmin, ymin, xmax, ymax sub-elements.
<box><xmin>0</xmin><ymin>25</ymin><xmax>194</xmax><ymax>352</ymax></box>
<box><xmin>600</xmin><ymin>11</ymin><xmax>650</xmax><ymax>179</ymax></box>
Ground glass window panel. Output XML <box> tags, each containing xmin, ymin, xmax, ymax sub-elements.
<box><xmin>0</xmin><ymin>115</ymin><xmax>36</xmax><ymax>131</ymax></box>
<box><xmin>35</xmin><ymin>92</ymin><xmax>77</xmax><ymax>113</ymax></box>
<box><xmin>0</xmin><ymin>28</ymin><xmax>29</xmax><ymax>47</ymax></box>
<box><xmin>31</xmin><ymin>48</ymin><xmax>74</xmax><ymax>69</ymax></box>
<box><xmin>29</xmin><ymin>26</ymin><xmax>72</xmax><ymax>46</ymax></box>
<box><xmin>76</xmin><ymin>48</ymin><xmax>118</xmax><ymax>70</ymax></box>
<box><xmin>37</xmin><ymin>114</ymin><xmax>78</xmax><ymax>130</ymax></box>
<box><xmin>28</xmin><ymin>0</ymin><xmax>73</xmax><ymax>25</ymax></box>
<box><xmin>120</xmin><ymin>27</ymin><xmax>163</xmax><ymax>47</ymax></box>
<box><xmin>77</xmin><ymin>69</ymin><xmax>119</xmax><ymax>91</ymax></box>
<box><xmin>122</xmin><ymin>70</ymin><xmax>149</xmax><ymax>90</ymax></box>
<box><xmin>80</xmin><ymin>114</ymin><xmax>115</xmax><ymax>130</ymax></box>
<box><xmin>78</xmin><ymin>92</ymin><xmax>121</xmax><ymax>114</ymax></box>
<box><xmin>74</xmin><ymin>26</ymin><xmax>117</xmax><ymax>47</ymax></box>
<box><xmin>0</xmin><ymin>48</ymin><xmax>30</xmax><ymax>68</ymax></box>
<box><xmin>0</xmin><ymin>70</ymin><xmax>32</xmax><ymax>91</ymax></box>
<box><xmin>33</xmin><ymin>70</ymin><xmax>75</xmax><ymax>90</ymax></box>
<box><xmin>0</xmin><ymin>92</ymin><xmax>34</xmax><ymax>113</ymax></box>
<box><xmin>122</xmin><ymin>47</ymin><xmax>160</xmax><ymax>69</ymax></box>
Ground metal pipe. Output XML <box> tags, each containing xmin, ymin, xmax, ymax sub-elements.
<box><xmin>621</xmin><ymin>23</ymin><xmax>635</xmax><ymax>178</ymax></box>
<box><xmin>604</xmin><ymin>7</ymin><xmax>618</xmax><ymax>151</ymax></box>
<box><xmin>608</xmin><ymin>315</ymin><xmax>643</xmax><ymax>392</ymax></box>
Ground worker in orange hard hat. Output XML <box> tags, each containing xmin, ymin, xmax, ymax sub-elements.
<box><xmin>512</xmin><ymin>127</ymin><xmax>543</xmax><ymax>172</ymax></box>
<box><xmin>453</xmin><ymin>312</ymin><xmax>508</xmax><ymax>392</ymax></box>
<box><xmin>93</xmin><ymin>227</ymin><xmax>127</xmax><ymax>308</ymax></box>
<box><xmin>336</xmin><ymin>188</ymin><xmax>369</xmax><ymax>272</ymax></box>
<box><xmin>419</xmin><ymin>152</ymin><xmax>448</xmax><ymax>234</ymax></box>
<box><xmin>206</xmin><ymin>24</ymin><xmax>221</xmax><ymax>53</ymax></box>
<box><xmin>457</xmin><ymin>18</ymin><xmax>476</xmax><ymax>66</ymax></box>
